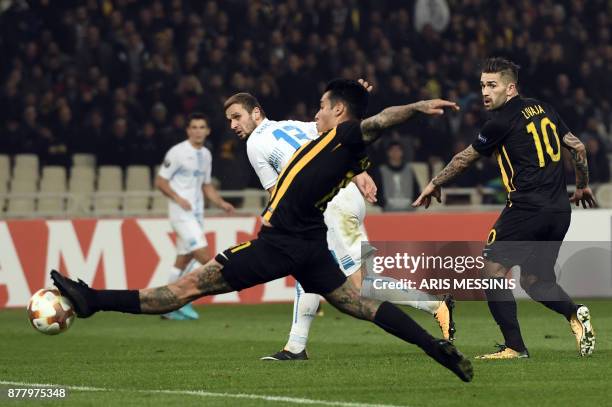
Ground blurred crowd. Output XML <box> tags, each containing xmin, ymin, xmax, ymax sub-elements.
<box><xmin>1</xmin><ymin>0</ymin><xmax>611</xmax><ymax>208</ymax></box>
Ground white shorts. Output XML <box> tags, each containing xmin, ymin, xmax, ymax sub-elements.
<box><xmin>171</xmin><ymin>215</ymin><xmax>208</xmax><ymax>255</ymax></box>
<box><xmin>324</xmin><ymin>184</ymin><xmax>373</xmax><ymax>277</ymax></box>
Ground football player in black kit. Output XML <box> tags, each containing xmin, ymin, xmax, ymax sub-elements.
<box><xmin>413</xmin><ymin>58</ymin><xmax>596</xmax><ymax>359</ymax></box>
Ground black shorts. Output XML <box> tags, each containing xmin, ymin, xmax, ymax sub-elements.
<box><xmin>216</xmin><ymin>226</ymin><xmax>347</xmax><ymax>295</ymax></box>
<box><xmin>483</xmin><ymin>207</ymin><xmax>570</xmax><ymax>278</ymax></box>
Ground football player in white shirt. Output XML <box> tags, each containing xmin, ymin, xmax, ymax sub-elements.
<box><xmin>155</xmin><ymin>113</ymin><xmax>235</xmax><ymax>320</ymax></box>
<box><xmin>223</xmin><ymin>87</ymin><xmax>455</xmax><ymax>360</ymax></box>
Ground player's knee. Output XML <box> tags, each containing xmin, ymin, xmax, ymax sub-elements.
<box><xmin>480</xmin><ymin>260</ymin><xmax>507</xmax><ymax>278</ymax></box>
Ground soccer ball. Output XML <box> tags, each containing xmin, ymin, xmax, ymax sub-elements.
<box><xmin>27</xmin><ymin>289</ymin><xmax>76</xmax><ymax>335</ymax></box>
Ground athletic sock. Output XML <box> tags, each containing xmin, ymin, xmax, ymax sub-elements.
<box><xmin>373</xmin><ymin>301</ymin><xmax>436</xmax><ymax>351</ymax></box>
<box><xmin>93</xmin><ymin>289</ymin><xmax>142</xmax><ymax>314</ymax></box>
<box><xmin>362</xmin><ymin>276</ymin><xmax>441</xmax><ymax>314</ymax></box>
<box><xmin>285</xmin><ymin>283</ymin><xmax>319</xmax><ymax>354</ymax></box>
<box><xmin>485</xmin><ymin>278</ymin><xmax>526</xmax><ymax>351</ymax></box>
<box><xmin>526</xmin><ymin>281</ymin><xmax>577</xmax><ymax>321</ymax></box>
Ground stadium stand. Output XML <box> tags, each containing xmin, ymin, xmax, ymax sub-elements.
<box><xmin>0</xmin><ymin>0</ymin><xmax>611</xmax><ymax>217</ymax></box>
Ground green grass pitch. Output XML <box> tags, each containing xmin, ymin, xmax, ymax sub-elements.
<box><xmin>1</xmin><ymin>300</ymin><xmax>609</xmax><ymax>407</ymax></box>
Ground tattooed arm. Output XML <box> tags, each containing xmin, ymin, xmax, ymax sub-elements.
<box><xmin>412</xmin><ymin>145</ymin><xmax>481</xmax><ymax>208</ymax></box>
<box><xmin>360</xmin><ymin>99</ymin><xmax>459</xmax><ymax>144</ymax></box>
<box><xmin>562</xmin><ymin>132</ymin><xmax>597</xmax><ymax>208</ymax></box>
<box><xmin>563</xmin><ymin>132</ymin><xmax>589</xmax><ymax>188</ymax></box>
<box><xmin>139</xmin><ymin>260</ymin><xmax>233</xmax><ymax>313</ymax></box>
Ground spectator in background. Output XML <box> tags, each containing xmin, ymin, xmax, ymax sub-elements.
<box><xmin>0</xmin><ymin>0</ymin><xmax>610</xmax><ymax>195</ymax></box>
<box><xmin>373</xmin><ymin>142</ymin><xmax>419</xmax><ymax>212</ymax></box>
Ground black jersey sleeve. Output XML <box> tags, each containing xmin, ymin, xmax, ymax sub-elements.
<box><xmin>338</xmin><ymin>120</ymin><xmax>370</xmax><ymax>173</ymax></box>
<box><xmin>471</xmin><ymin>118</ymin><xmax>510</xmax><ymax>157</ymax></box>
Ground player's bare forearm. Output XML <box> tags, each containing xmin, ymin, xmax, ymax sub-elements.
<box><xmin>360</xmin><ymin>104</ymin><xmax>419</xmax><ymax>143</ymax></box>
<box><xmin>202</xmin><ymin>183</ymin><xmax>227</xmax><ymax>208</ymax></box>
<box><xmin>563</xmin><ymin>132</ymin><xmax>589</xmax><ymax>188</ymax></box>
<box><xmin>360</xmin><ymin>99</ymin><xmax>459</xmax><ymax>144</ymax></box>
<box><xmin>155</xmin><ymin>176</ymin><xmax>180</xmax><ymax>201</ymax></box>
<box><xmin>432</xmin><ymin>145</ymin><xmax>481</xmax><ymax>186</ymax></box>
<box><xmin>138</xmin><ymin>261</ymin><xmax>232</xmax><ymax>313</ymax></box>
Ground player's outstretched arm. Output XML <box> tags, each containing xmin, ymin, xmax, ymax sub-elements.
<box><xmin>562</xmin><ymin>132</ymin><xmax>597</xmax><ymax>208</ymax></box>
<box><xmin>412</xmin><ymin>145</ymin><xmax>481</xmax><ymax>208</ymax></box>
<box><xmin>360</xmin><ymin>99</ymin><xmax>459</xmax><ymax>144</ymax></box>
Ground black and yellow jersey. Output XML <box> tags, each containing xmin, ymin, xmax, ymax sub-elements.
<box><xmin>262</xmin><ymin>120</ymin><xmax>369</xmax><ymax>238</ymax></box>
<box><xmin>472</xmin><ymin>96</ymin><xmax>571</xmax><ymax>212</ymax></box>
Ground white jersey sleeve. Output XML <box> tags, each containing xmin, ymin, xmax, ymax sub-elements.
<box><xmin>247</xmin><ymin>119</ymin><xmax>319</xmax><ymax>190</ymax></box>
<box><xmin>246</xmin><ymin>141</ymin><xmax>278</xmax><ymax>190</ymax></box>
<box><xmin>158</xmin><ymin>146</ymin><xmax>181</xmax><ymax>180</ymax></box>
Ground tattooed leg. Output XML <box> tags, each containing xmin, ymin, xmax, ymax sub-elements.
<box><xmin>323</xmin><ymin>278</ymin><xmax>382</xmax><ymax>321</ymax></box>
<box><xmin>139</xmin><ymin>259</ymin><xmax>233</xmax><ymax>314</ymax></box>
<box><xmin>323</xmin><ymin>277</ymin><xmax>441</xmax><ymax>352</ymax></box>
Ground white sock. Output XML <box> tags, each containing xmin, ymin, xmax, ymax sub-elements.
<box><xmin>167</xmin><ymin>266</ymin><xmax>183</xmax><ymax>284</ymax></box>
<box><xmin>362</xmin><ymin>276</ymin><xmax>442</xmax><ymax>315</ymax></box>
<box><xmin>284</xmin><ymin>282</ymin><xmax>320</xmax><ymax>354</ymax></box>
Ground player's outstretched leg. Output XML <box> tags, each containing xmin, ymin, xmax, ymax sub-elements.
<box><xmin>261</xmin><ymin>282</ymin><xmax>318</xmax><ymax>361</ymax></box>
<box><xmin>50</xmin><ymin>260</ymin><xmax>233</xmax><ymax>318</ymax></box>
<box><xmin>162</xmin><ymin>258</ymin><xmax>201</xmax><ymax>320</ymax></box>
<box><xmin>323</xmin><ymin>279</ymin><xmax>473</xmax><ymax>382</ymax></box>
<box><xmin>362</xmin><ymin>276</ymin><xmax>456</xmax><ymax>341</ymax></box>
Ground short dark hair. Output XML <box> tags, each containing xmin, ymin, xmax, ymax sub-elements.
<box><xmin>481</xmin><ymin>57</ymin><xmax>520</xmax><ymax>83</ymax></box>
<box><xmin>223</xmin><ymin>92</ymin><xmax>266</xmax><ymax>116</ymax></box>
<box><xmin>324</xmin><ymin>79</ymin><xmax>369</xmax><ymax>119</ymax></box>
<box><xmin>186</xmin><ymin>112</ymin><xmax>208</xmax><ymax>127</ymax></box>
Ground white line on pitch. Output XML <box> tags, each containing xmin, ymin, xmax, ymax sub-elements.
<box><xmin>0</xmin><ymin>380</ymin><xmax>412</xmax><ymax>407</ymax></box>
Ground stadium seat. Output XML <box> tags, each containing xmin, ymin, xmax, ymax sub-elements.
<box><xmin>37</xmin><ymin>166</ymin><xmax>67</xmax><ymax>216</ymax></box>
<box><xmin>14</xmin><ymin>154</ymin><xmax>39</xmax><ymax>169</ymax></box>
<box><xmin>124</xmin><ymin>165</ymin><xmax>152</xmax><ymax>214</ymax></box>
<box><xmin>72</xmin><ymin>153</ymin><xmax>96</xmax><ymax>168</ymax></box>
<box><xmin>68</xmin><ymin>166</ymin><xmax>96</xmax><ymax>215</ymax></box>
<box><xmin>409</xmin><ymin>162</ymin><xmax>430</xmax><ymax>193</ymax></box>
<box><xmin>6</xmin><ymin>179</ymin><xmax>37</xmax><ymax>217</ymax></box>
<box><xmin>94</xmin><ymin>166</ymin><xmax>123</xmax><ymax>215</ymax></box>
<box><xmin>13</xmin><ymin>154</ymin><xmax>40</xmax><ymax>183</ymax></box>
<box><xmin>0</xmin><ymin>154</ymin><xmax>10</xmax><ymax>183</ymax></box>
<box><xmin>595</xmin><ymin>183</ymin><xmax>612</xmax><ymax>208</ymax></box>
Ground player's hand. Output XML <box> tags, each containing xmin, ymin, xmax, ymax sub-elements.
<box><xmin>414</xmin><ymin>99</ymin><xmax>460</xmax><ymax>115</ymax></box>
<box><xmin>353</xmin><ymin>171</ymin><xmax>377</xmax><ymax>203</ymax></box>
<box><xmin>176</xmin><ymin>197</ymin><xmax>192</xmax><ymax>211</ymax></box>
<box><xmin>220</xmin><ymin>201</ymin><xmax>235</xmax><ymax>214</ymax></box>
<box><xmin>412</xmin><ymin>181</ymin><xmax>441</xmax><ymax>209</ymax></box>
<box><xmin>570</xmin><ymin>187</ymin><xmax>597</xmax><ymax>209</ymax></box>
<box><xmin>358</xmin><ymin>78</ymin><xmax>373</xmax><ymax>93</ymax></box>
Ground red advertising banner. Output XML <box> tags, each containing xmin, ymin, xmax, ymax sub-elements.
<box><xmin>0</xmin><ymin>212</ymin><xmax>550</xmax><ymax>308</ymax></box>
